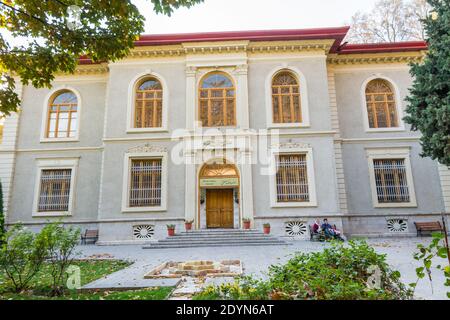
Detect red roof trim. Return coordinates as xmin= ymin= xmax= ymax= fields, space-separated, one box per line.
xmin=338 ymin=41 xmax=428 ymax=54
xmin=135 ymin=27 xmax=350 ymax=53
xmin=77 ymin=28 xmax=428 ymax=64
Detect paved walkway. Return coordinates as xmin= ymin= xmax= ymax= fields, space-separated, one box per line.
xmin=77 ymin=238 xmax=448 ymax=300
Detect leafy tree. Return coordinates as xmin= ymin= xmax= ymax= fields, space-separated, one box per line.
xmin=346 ymin=0 xmax=430 ymax=43
xmin=0 ymin=0 xmax=204 ymax=115
xmin=404 ymin=0 xmax=450 ymax=165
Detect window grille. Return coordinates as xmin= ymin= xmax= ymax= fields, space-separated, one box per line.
xmin=373 ymin=159 xmax=410 ymax=203
xmin=129 ymin=159 xmax=162 ymax=207
xmin=276 ymin=154 xmax=309 ymax=202
xmin=38 ymin=169 xmax=72 ymax=212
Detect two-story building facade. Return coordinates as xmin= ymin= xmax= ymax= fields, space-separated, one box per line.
xmin=1 ymin=27 xmax=449 ymax=244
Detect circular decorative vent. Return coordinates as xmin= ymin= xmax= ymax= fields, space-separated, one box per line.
xmin=133 ymin=225 xmax=154 ymax=240
xmin=285 ymin=221 xmax=307 ymax=237
xmin=387 ymin=219 xmax=408 ymax=233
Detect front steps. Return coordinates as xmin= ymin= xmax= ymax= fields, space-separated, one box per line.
xmin=143 ymin=229 xmax=291 ymax=249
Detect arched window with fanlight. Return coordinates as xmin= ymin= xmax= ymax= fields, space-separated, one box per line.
xmin=199 ymin=72 xmax=236 ymax=127
xmin=46 ymin=90 xmax=78 ymax=138
xmin=365 ymin=79 xmax=399 ymax=128
xmin=272 ymin=71 xmax=301 ymax=124
xmin=134 ymin=77 xmax=163 ymax=128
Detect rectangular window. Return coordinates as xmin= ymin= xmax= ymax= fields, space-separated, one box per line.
xmin=38 ymin=169 xmax=72 ymax=212
xmin=129 ymin=159 xmax=162 ymax=207
xmin=373 ymin=159 xmax=410 ymax=203
xmin=276 ymin=154 xmax=309 ymax=202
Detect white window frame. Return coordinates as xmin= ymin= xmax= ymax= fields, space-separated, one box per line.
xmin=40 ymin=86 xmax=82 ymax=143
xmin=265 ymin=66 xmax=310 ymax=129
xmin=269 ymin=146 xmax=317 ymax=208
xmin=361 ymin=75 xmax=405 ymax=133
xmin=195 ymin=69 xmax=239 ymax=130
xmin=126 ymin=71 xmax=169 ymax=133
xmin=121 ymin=151 xmax=168 ymax=212
xmin=366 ymin=147 xmax=417 ymax=208
xmin=32 ymin=158 xmax=79 ymax=217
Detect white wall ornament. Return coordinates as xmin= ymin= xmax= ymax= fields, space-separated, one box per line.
xmin=271 ymin=142 xmax=312 ymax=150
xmin=285 ymin=221 xmax=308 ymax=238
xmin=126 ymin=144 xmax=168 ymax=154
xmin=133 ymin=225 xmax=155 ymax=240
xmin=386 ymin=219 xmax=408 ymax=233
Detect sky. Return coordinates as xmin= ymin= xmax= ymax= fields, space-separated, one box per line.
xmin=133 ymin=0 xmax=379 ymax=34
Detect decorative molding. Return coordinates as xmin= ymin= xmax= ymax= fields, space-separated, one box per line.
xmin=270 ymin=142 xmax=312 ymax=150
xmin=328 ymin=52 xmax=425 ymax=65
xmin=126 ymin=143 xmax=168 ymax=154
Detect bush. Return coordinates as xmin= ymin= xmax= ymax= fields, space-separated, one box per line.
xmin=194 ymin=240 xmax=413 ymax=300
xmin=0 ymin=225 xmax=48 ymax=293
xmin=39 ymin=222 xmax=81 ymax=296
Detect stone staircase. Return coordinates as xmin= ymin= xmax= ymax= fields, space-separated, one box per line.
xmin=142 ymin=229 xmax=290 ymax=249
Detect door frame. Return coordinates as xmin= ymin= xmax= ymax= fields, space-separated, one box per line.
xmin=197 ymin=160 xmax=241 ymax=230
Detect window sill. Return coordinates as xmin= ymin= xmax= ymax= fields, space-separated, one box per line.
xmin=373 ymin=202 xmax=417 ymax=208
xmin=40 ymin=138 xmax=79 ymax=143
xmin=271 ymin=202 xmax=317 ymax=208
xmin=365 ymin=127 xmax=405 ymax=133
xmin=122 ymin=207 xmax=167 ymax=213
xmin=267 ymin=123 xmax=310 ymax=129
xmin=32 ymin=212 xmax=72 ymax=217
xmin=126 ymin=128 xmax=168 ymax=134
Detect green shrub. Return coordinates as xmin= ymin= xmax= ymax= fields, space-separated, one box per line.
xmin=0 ymin=225 xmax=48 ymax=293
xmin=194 ymin=240 xmax=412 ymax=300
xmin=39 ymin=222 xmax=81 ymax=296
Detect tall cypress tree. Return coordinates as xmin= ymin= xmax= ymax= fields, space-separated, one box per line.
xmin=404 ymin=0 xmax=450 ymax=166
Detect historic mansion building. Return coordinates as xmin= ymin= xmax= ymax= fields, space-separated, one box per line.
xmin=1 ymin=27 xmax=449 ymax=244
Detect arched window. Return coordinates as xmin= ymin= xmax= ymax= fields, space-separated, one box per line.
xmin=365 ymin=79 xmax=398 ymax=128
xmin=134 ymin=77 xmax=163 ymax=128
xmin=46 ymin=90 xmax=78 ymax=138
xmin=272 ymin=71 xmax=301 ymax=124
xmin=199 ymin=72 xmax=236 ymax=127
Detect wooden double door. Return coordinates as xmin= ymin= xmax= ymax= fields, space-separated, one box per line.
xmin=206 ymin=189 xmax=234 ymax=229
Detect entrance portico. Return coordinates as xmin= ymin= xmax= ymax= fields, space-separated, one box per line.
xmin=183 ymin=138 xmax=254 ymax=230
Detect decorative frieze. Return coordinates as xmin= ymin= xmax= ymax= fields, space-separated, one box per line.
xmin=126 ymin=143 xmax=168 ymax=154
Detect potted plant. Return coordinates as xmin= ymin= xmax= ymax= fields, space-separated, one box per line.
xmin=167 ymin=224 xmax=176 ymax=236
xmin=185 ymin=220 xmax=193 ymax=231
xmin=242 ymin=218 xmax=251 ymax=230
xmin=263 ymin=223 xmax=271 ymax=235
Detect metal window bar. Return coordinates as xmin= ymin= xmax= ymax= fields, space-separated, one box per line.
xmin=373 ymin=159 xmax=410 ymax=203
xmin=276 ymin=154 xmax=309 ymax=202
xmin=38 ymin=169 xmax=72 ymax=212
xmin=129 ymin=159 xmax=162 ymax=207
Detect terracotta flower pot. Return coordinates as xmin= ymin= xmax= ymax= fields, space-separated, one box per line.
xmin=243 ymin=221 xmax=251 ymax=230
xmin=167 ymin=228 xmax=175 ymax=236
xmin=263 ymin=226 xmax=271 ymax=234
xmin=185 ymin=223 xmax=192 ymax=231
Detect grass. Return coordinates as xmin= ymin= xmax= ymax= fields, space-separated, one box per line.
xmin=0 ymin=259 xmax=173 ymax=300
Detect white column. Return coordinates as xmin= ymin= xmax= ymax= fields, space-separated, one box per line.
xmin=0 ymin=79 xmax=22 ymax=221
xmin=438 ymin=164 xmax=450 ymax=213
xmin=235 ymin=64 xmax=249 ymax=129
xmin=184 ymin=148 xmax=197 ymax=227
xmin=185 ymin=66 xmax=197 ymax=130
xmin=240 ymin=150 xmax=254 ymax=226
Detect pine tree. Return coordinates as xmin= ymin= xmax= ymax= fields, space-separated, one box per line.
xmin=404 ymin=0 xmax=450 ymax=166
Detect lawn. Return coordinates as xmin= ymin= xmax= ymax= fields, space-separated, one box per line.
xmin=0 ymin=259 xmax=173 ymax=300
